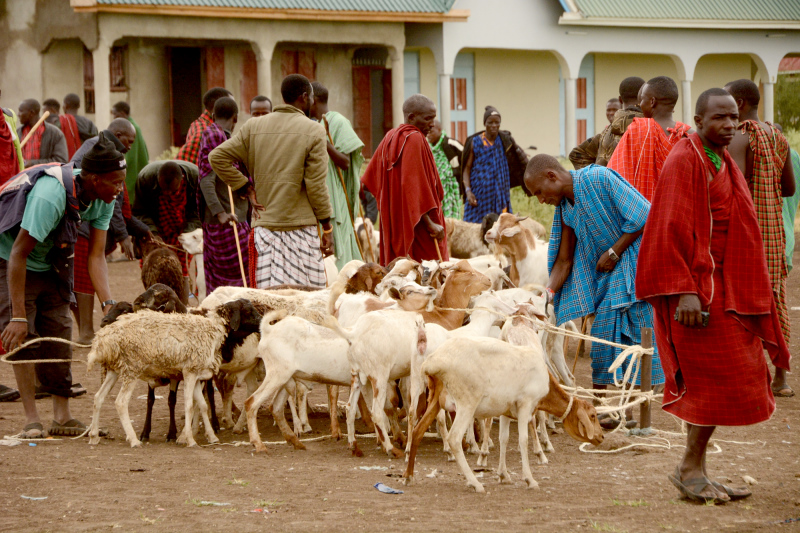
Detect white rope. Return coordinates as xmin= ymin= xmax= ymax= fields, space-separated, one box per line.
xmin=1 ymin=337 xmax=91 ymax=365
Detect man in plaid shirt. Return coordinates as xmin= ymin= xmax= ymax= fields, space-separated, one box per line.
xmin=176 ymin=87 xmax=231 ymax=165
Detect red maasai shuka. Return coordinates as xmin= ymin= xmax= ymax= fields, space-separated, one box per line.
xmin=59 ymin=114 xmax=81 ymax=159
xmin=157 ymin=180 xmax=190 ymax=277
xmin=73 ymin=235 xmax=94 ymax=295
xmin=0 ymin=117 xmax=18 ymax=184
xmin=361 ymin=124 xmax=448 ymax=265
xmin=637 ymin=133 xmax=790 ymax=426
xmin=607 ymin=117 xmax=691 ymax=202
xmin=21 ymin=124 xmax=43 ymax=163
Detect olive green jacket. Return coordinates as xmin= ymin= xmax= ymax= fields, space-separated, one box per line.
xmin=209 ymin=104 xmax=332 ymax=231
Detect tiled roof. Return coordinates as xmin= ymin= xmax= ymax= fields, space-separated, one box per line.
xmin=780 ymin=57 xmax=800 ymax=72
xmin=571 ymin=0 xmax=800 ymax=22
xmin=94 ymin=0 xmax=457 ymax=12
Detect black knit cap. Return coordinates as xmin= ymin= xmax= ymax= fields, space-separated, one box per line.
xmin=82 ymin=132 xmax=126 ymax=175
xmin=483 ymin=105 xmax=501 ymax=124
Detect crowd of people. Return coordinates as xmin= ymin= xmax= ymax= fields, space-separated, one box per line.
xmin=0 ymin=70 xmax=797 ymax=505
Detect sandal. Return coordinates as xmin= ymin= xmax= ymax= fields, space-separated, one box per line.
xmin=668 ymin=468 xmax=729 ymax=504
xmin=48 ymin=419 xmax=87 ymax=437
xmin=70 ymin=383 xmax=87 ymax=398
xmin=772 ymin=386 xmax=795 ymax=398
xmin=710 ymin=480 xmax=752 ymax=501
xmin=0 ymin=384 xmax=20 ymax=402
xmin=18 ymin=422 xmax=46 ymax=439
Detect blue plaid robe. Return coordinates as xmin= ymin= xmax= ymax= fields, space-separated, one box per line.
xmin=548 ymin=165 xmax=664 ymax=385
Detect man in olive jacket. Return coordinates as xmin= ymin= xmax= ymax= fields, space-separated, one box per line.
xmin=209 ymin=74 xmax=333 ymax=288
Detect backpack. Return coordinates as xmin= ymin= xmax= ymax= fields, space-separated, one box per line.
xmin=0 ymin=163 xmax=81 ymax=302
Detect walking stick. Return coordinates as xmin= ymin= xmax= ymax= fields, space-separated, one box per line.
xmin=20 ymin=111 xmax=50 ymax=148
xmin=226 ymin=185 xmax=248 ymax=288
xmin=322 ymin=117 xmax=364 ymax=260
xmin=434 ymin=238 xmax=443 ymax=262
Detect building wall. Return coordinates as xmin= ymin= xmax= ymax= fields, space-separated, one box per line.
xmin=593 ymin=53 xmax=681 ymax=129
xmin=472 ymin=49 xmax=561 ymax=156
xmin=126 ymin=41 xmax=171 ymax=157
xmin=41 ymin=39 xmax=86 ymax=116
xmin=691 ymin=54 xmax=754 ymax=112
xmin=419 ymin=47 xmax=439 ymax=107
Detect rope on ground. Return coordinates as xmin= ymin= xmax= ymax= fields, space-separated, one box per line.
xmin=0 ymin=337 xmax=90 ymax=365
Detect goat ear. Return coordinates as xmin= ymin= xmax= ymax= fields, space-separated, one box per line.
xmin=228 ymin=301 xmax=242 ymax=330
xmin=578 ymin=408 xmax=593 ymax=441
xmin=389 ymin=287 xmax=402 ymax=300
xmin=514 ymin=216 xmax=529 ymax=223
xmin=364 ymin=275 xmax=374 ymax=291
xmin=501 ymin=226 xmax=522 ymax=238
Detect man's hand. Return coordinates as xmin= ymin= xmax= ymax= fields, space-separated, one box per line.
xmin=1 ymin=321 xmax=28 ymax=352
xmin=466 ymin=190 xmax=478 ymax=207
xmin=427 ymin=221 xmax=445 ymax=242
xmin=120 ymin=236 xmax=135 ymax=260
xmin=320 ymin=229 xmax=335 ymax=257
xmin=246 ymin=186 xmax=265 ymax=221
xmin=216 ymin=212 xmax=238 ymax=225
xmin=141 ymin=231 xmax=155 ymax=243
xmin=675 ymin=294 xmax=703 ymax=327
xmin=595 ymin=251 xmax=618 ymax=273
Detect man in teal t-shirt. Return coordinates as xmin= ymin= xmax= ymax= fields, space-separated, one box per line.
xmin=0 ymin=134 xmax=125 ymax=439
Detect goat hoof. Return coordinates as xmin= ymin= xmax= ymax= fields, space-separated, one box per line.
xmin=130 ymin=440 xmax=143 ymax=448
xmin=254 ymin=445 xmax=268 ymax=454
xmin=88 ymin=436 xmax=100 ymax=446
xmin=208 ymin=436 xmax=220 ymax=444
xmin=471 ymin=484 xmax=486 ymax=493
xmin=499 ymin=475 xmax=512 ymax=485
xmin=350 ymin=446 xmax=363 ymax=458
xmin=525 ymin=479 xmax=540 ymax=490
xmin=231 ymin=426 xmax=245 ymax=435
xmin=291 ymin=442 xmax=307 ymax=451
xmin=139 ymin=436 xmax=150 ymax=442
xmin=302 ymin=424 xmax=313 ymax=434
xmin=401 ymin=476 xmax=414 ymax=486
xmin=331 ymin=431 xmax=342 ymax=441
xmin=166 ymin=436 xmax=177 ymax=443
xmin=390 ymin=447 xmax=404 ymax=459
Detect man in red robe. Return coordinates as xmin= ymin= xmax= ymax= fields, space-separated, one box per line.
xmin=637 ymin=88 xmax=791 ymax=504
xmin=361 ymin=94 xmax=448 ymax=265
xmin=608 ymin=76 xmax=692 ymax=201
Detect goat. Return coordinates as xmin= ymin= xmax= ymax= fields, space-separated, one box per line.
xmin=481 ymin=212 xmax=547 ymax=242
xmin=420 ymin=260 xmax=491 ymax=330
xmin=178 ymin=228 xmax=205 ymax=301
xmin=140 ymin=240 xmax=188 ymax=305
xmin=444 ymin=218 xmax=492 ymax=259
xmin=484 ymin=213 xmax=548 ymax=287
xmin=405 ymin=337 xmax=603 ymax=491
xmin=86 ymin=299 xmax=263 ymax=448
xmin=354 ymin=217 xmax=379 ymax=263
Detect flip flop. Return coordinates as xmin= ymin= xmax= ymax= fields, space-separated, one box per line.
xmin=710 ymin=480 xmax=752 ymax=501
xmin=48 ymin=419 xmax=87 ymax=437
xmin=18 ymin=422 xmax=46 ymax=439
xmin=668 ymin=468 xmax=729 ymax=504
xmin=772 ymin=386 xmax=795 ymax=398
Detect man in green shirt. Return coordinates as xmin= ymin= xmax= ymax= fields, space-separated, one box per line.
xmin=0 ymin=135 xmax=124 ymax=438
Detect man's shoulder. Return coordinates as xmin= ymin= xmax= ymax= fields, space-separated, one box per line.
xmin=43 ymin=121 xmax=66 ymax=138
xmin=29 ymin=175 xmax=68 ymax=203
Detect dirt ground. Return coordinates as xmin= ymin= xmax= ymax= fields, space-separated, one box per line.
xmin=2 ymin=258 xmax=800 ymax=533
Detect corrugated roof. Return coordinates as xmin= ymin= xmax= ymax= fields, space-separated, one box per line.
xmin=780 ymin=57 xmax=800 ymax=72
xmin=572 ymin=0 xmax=800 ymax=21
xmin=94 ymin=0 xmax=456 ymax=12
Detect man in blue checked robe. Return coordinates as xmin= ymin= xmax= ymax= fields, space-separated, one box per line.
xmin=524 ymin=155 xmax=664 ymax=407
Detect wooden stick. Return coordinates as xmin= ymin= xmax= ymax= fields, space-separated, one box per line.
xmin=434 ymin=238 xmax=443 ymax=262
xmin=573 ymin=314 xmax=593 ymax=375
xmin=226 ymin=185 xmax=248 ymax=288
xmin=20 ymin=111 xmax=50 ymax=148
xmin=639 ymin=327 xmax=653 ymax=430
xmin=323 ymin=117 xmax=364 ymax=260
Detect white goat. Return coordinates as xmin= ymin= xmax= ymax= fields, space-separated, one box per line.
xmin=484 ymin=213 xmax=549 ymax=287
xmin=178 ymin=228 xmax=206 ymax=302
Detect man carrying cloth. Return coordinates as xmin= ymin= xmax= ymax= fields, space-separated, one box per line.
xmin=725 ymin=79 xmax=795 ymax=398
xmin=210 ymin=74 xmax=333 ymax=288
xmin=0 ymin=135 xmax=124 ymax=438
xmin=197 ymin=96 xmax=251 ymax=292
xmin=608 ymin=76 xmax=692 ymax=201
xmin=361 ymin=94 xmax=448 ymax=265
xmin=309 ymin=81 xmax=364 ymax=270
xmin=525 ymin=154 xmax=664 ymax=426
xmin=637 ymin=88 xmax=790 ymax=504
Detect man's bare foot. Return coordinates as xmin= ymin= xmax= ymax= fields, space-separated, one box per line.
xmin=77 ymin=333 xmax=94 ymax=345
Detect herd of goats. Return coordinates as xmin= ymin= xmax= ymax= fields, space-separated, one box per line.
xmin=81 ymin=213 xmax=605 ymax=493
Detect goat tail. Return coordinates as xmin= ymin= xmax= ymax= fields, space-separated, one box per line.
xmin=320 ymin=314 xmax=353 ymax=345
xmin=259 ymin=309 xmax=290 ymax=335
xmin=327 ymin=279 xmax=347 ymax=316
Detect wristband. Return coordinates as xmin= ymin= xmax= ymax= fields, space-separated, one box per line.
xmin=465 ymin=187 xmax=472 ymax=192
xmin=322 ymin=227 xmax=333 ymax=234
xmin=102 ymin=299 xmax=117 ymax=308
xmin=10 ymin=317 xmax=28 ymax=323
xmin=545 ymin=287 xmax=555 ymax=302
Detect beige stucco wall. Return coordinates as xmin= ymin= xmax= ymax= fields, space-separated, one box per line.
xmin=418 ymin=47 xmax=439 ymax=107
xmin=126 ymin=41 xmax=170 ymax=157
xmin=41 ymin=39 xmax=86 ymax=114
xmin=473 ymin=49 xmax=561 ymax=156
xmin=691 ymin=54 xmax=754 ymax=120
xmin=593 ymin=53 xmax=681 ymax=128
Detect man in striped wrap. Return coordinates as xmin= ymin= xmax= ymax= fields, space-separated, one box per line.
xmin=210 ymin=74 xmax=333 ymax=288
xmin=726 ymin=79 xmax=796 ymax=398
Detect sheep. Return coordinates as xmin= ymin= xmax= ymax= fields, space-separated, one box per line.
xmin=444 ymin=218 xmax=492 ymax=259
xmin=86 ymin=299 xmax=263 ymax=448
xmin=405 ymin=337 xmax=603 ymax=491
xmin=245 ymin=283 xmax=438 ymax=454
xmin=484 ymin=213 xmax=549 ymax=287
xmin=178 ymin=228 xmax=205 ymax=301
xmin=140 ymin=240 xmax=188 ymax=305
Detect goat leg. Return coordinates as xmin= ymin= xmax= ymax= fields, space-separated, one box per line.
xmin=327 ymin=385 xmax=342 ymax=440
xmin=402 ymin=376 xmax=443 ymax=485
xmin=166 ymin=380 xmax=179 ymax=442
xmin=206 ymin=380 xmax=220 ymax=433
xmin=139 ymin=385 xmax=156 ymax=442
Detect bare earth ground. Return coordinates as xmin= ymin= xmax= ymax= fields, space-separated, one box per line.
xmin=2 ymin=258 xmax=800 ymax=533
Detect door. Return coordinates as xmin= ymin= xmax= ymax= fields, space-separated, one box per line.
xmin=352 ymin=66 xmax=393 ymax=157
xmin=168 ymin=47 xmax=203 ymax=147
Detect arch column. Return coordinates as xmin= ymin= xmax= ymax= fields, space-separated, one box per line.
xmin=438 ymin=73 xmax=451 ymax=134
xmin=251 ymin=40 xmax=275 ymax=103
xmin=763 ymin=81 xmax=775 ymax=122
xmin=565 ymin=77 xmax=577 ymax=154
xmin=681 ymin=79 xmax=692 ymax=125
xmin=390 ymin=48 xmax=404 ymax=127
xmin=92 ymin=39 xmax=111 ymax=130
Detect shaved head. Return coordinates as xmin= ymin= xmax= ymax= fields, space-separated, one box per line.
xmin=403 ymin=94 xmax=435 ymax=117
xmin=108 ymin=117 xmax=135 ymax=137
xmin=523 ymin=154 xmax=572 ymax=207
xmin=525 ymin=154 xmax=563 ymax=182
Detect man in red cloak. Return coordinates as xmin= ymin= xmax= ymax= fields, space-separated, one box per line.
xmin=637 ymin=88 xmax=791 ymax=505
xmin=608 ymin=76 xmax=692 ymax=201
xmin=361 ymin=94 xmax=448 ymax=265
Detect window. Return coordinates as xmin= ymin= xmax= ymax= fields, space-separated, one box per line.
xmin=281 ymin=49 xmax=316 ymax=80
xmin=110 ymin=46 xmax=128 ymax=92
xmin=83 ymin=46 xmax=95 ymax=114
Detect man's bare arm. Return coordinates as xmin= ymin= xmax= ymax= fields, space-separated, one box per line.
xmin=781 ymin=149 xmax=796 ymax=197
xmin=547 ymin=221 xmax=576 ymax=293
xmin=87 ymin=226 xmax=113 ymax=313
xmin=0 ymin=230 xmax=38 ymax=350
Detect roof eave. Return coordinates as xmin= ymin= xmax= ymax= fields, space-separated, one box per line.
xmin=558 ymin=14 xmax=800 ymax=31
xmin=70 ymin=2 xmax=469 ymax=23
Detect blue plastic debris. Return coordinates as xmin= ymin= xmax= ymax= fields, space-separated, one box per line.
xmin=374 ymin=483 xmax=403 ymax=494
